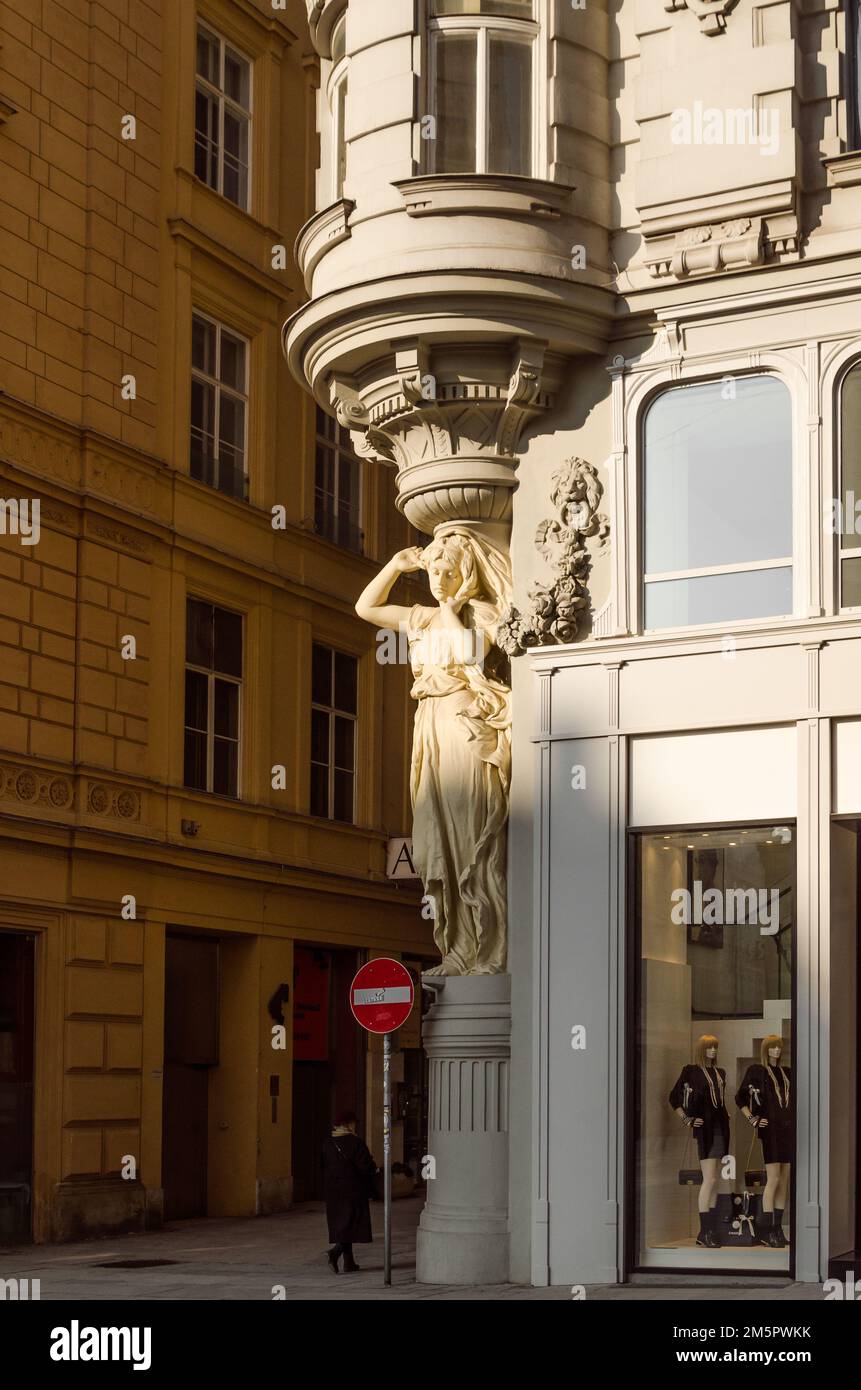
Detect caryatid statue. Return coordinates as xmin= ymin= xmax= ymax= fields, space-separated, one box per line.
xmin=356 ymin=526 xmax=512 ymax=976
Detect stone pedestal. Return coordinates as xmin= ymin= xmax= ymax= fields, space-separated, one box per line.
xmin=416 ymin=974 xmax=511 ymax=1285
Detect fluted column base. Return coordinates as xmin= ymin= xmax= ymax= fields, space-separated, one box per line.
xmin=416 ymin=975 xmax=511 ymax=1285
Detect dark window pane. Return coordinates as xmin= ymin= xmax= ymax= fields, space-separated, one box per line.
xmin=333 ymin=770 xmax=354 ymax=823
xmin=334 ymin=715 xmax=354 ymax=771
xmin=214 ymin=678 xmax=239 ymax=738
xmin=184 ymin=729 xmax=207 ymax=791
xmin=219 ymin=332 xmax=246 ymax=391
xmin=224 ymin=49 xmax=250 ymax=106
xmin=218 ymin=393 xmax=245 ymax=461
xmin=334 ymin=652 xmax=357 ymax=714
xmin=311 ymin=708 xmax=330 ymax=765
xmin=312 ymin=644 xmax=332 ymax=706
xmin=192 ymin=316 xmax=216 ymax=376
xmin=186 ymin=599 xmax=213 ymax=667
xmin=196 ymin=27 xmax=219 ymax=83
xmin=316 ymin=405 xmax=335 ymax=441
xmin=842 ymin=555 xmax=861 ymax=607
xmin=214 ymin=608 xmax=242 ymax=677
xmin=310 ymin=763 xmax=329 ymax=817
xmin=191 ymin=379 xmax=216 ymax=462
xmin=213 ymin=737 xmax=238 ymax=796
xmin=185 ymin=669 xmax=208 ymax=731
xmin=435 ymin=33 xmax=477 ymax=173
xmin=194 ymin=90 xmax=218 ymax=188
xmin=489 ymin=36 xmax=532 ymax=175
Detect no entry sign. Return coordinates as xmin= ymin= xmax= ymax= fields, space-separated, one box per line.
xmin=350 ymin=958 xmax=414 ymax=1034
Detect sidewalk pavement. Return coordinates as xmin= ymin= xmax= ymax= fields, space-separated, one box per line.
xmin=0 ymin=1197 xmax=828 ymax=1300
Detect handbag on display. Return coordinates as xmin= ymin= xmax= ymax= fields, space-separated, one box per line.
xmin=744 ymin=1125 xmax=767 ymax=1188
xmin=678 ymin=1125 xmax=703 ymax=1186
xmin=716 ymin=1190 xmax=761 ymax=1246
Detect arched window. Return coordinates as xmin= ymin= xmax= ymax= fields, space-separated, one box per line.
xmin=642 ymin=376 xmax=793 ymax=630
xmin=839 ymin=361 xmax=861 ymax=606
xmin=428 ymin=0 xmax=537 ymax=176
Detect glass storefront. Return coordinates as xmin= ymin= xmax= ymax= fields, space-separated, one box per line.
xmin=633 ymin=825 xmax=794 ymax=1270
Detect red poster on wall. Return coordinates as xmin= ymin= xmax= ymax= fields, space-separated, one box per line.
xmin=292 ymin=947 xmax=330 ymax=1061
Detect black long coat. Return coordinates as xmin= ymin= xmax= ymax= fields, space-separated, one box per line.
xmin=669 ymin=1064 xmax=731 ymax=1160
xmin=321 ymin=1133 xmax=377 ymax=1244
xmin=735 ymin=1063 xmax=793 ymax=1164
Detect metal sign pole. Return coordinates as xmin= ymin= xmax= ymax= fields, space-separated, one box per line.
xmin=383 ymin=1029 xmax=392 ymax=1286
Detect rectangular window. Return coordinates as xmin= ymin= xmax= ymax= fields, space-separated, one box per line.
xmin=184 ymin=598 xmax=242 ymax=797
xmin=310 ymin=643 xmax=357 ymax=823
xmin=839 ymin=361 xmax=861 ymax=607
xmin=195 ymin=21 xmax=251 ymax=210
xmin=315 ymin=407 xmax=363 ymax=553
xmin=190 ymin=312 xmax=249 ymax=501
xmin=633 ymin=825 xmax=794 ymax=1273
xmin=642 ymin=376 xmax=793 ymax=630
xmin=429 ymin=3 xmax=535 ymax=176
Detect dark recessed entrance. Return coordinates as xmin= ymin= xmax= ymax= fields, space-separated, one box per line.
xmin=0 ymin=932 xmax=35 ymax=1245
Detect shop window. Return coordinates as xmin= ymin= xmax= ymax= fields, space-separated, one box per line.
xmin=190 ymin=312 xmax=249 ymax=502
xmin=310 ymin=643 xmax=357 ymax=823
xmin=839 ymin=361 xmax=861 ymax=607
xmin=195 ymin=21 xmax=252 ymax=209
xmin=642 ymin=376 xmax=793 ymax=630
xmin=184 ymin=598 xmax=243 ymax=796
xmin=633 ymin=826 xmax=794 ymax=1271
xmin=428 ymin=0 xmax=536 ymax=176
xmin=315 ymin=407 xmax=363 ymax=552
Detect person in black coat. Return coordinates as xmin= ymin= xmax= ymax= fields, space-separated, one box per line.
xmin=669 ymin=1034 xmax=731 ymax=1248
xmin=322 ymin=1111 xmax=378 ymax=1274
xmin=735 ymin=1033 xmax=792 ymax=1248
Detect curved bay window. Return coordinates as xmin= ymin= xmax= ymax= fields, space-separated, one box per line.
xmin=428 ymin=0 xmax=537 ymax=176
xmin=633 ymin=826 xmax=795 ymax=1272
xmin=839 ymin=360 xmax=861 ymax=607
xmin=642 ymin=376 xmax=793 ymax=630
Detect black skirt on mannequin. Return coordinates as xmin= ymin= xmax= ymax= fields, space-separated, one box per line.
xmin=735 ymin=1063 xmax=792 ymax=1164
xmin=669 ymin=1065 xmax=730 ymax=1161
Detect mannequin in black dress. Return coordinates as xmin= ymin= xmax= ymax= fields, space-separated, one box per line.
xmin=669 ymin=1033 xmax=731 ymax=1249
xmin=736 ymin=1034 xmax=791 ymax=1248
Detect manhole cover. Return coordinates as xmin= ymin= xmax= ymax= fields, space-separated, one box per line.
xmin=93 ymin=1259 xmax=179 ymax=1269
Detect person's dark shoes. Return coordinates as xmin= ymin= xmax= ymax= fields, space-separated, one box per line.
xmin=326 ymin=1247 xmax=341 ymax=1274
xmin=704 ymin=1210 xmax=722 ymax=1247
xmin=695 ymin=1212 xmax=710 ymax=1248
xmin=342 ymin=1256 xmax=361 ymax=1272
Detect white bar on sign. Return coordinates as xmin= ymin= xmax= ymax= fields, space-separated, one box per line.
xmin=353 ymin=987 xmax=412 ymax=1006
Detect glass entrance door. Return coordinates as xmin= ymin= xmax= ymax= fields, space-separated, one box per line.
xmin=0 ymin=932 xmax=35 ymax=1244
xmin=632 ymin=825 xmax=795 ymax=1272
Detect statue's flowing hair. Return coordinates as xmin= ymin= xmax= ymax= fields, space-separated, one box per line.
xmin=419 ymin=529 xmax=512 ymax=623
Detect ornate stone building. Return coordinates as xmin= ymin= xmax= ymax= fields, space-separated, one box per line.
xmin=291 ymin=0 xmax=861 ymax=1285
xmin=0 ymin=0 xmax=431 ymax=1246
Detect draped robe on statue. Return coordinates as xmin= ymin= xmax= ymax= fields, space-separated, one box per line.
xmin=406 ymin=601 xmax=511 ymax=975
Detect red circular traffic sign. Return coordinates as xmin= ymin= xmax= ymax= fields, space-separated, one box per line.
xmin=350 ymin=958 xmax=415 ymax=1034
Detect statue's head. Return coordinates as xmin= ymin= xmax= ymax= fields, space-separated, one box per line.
xmin=422 ymin=534 xmax=476 ymax=605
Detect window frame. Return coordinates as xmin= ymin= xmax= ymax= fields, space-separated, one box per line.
xmin=184 ymin=599 xmax=244 ymax=800
xmin=194 ymin=19 xmax=253 ymax=211
xmin=314 ymin=406 xmax=364 ymax=553
xmin=325 ymin=14 xmax=349 ymax=201
xmin=639 ymin=373 xmax=796 ymax=635
xmin=310 ymin=642 xmax=358 ymax=825
xmin=190 ymin=309 xmax=251 ymax=503
xmin=427 ymin=5 xmax=539 ymax=177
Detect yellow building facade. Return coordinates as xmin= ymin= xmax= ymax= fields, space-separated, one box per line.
xmin=0 ymin=0 xmax=430 ymax=1244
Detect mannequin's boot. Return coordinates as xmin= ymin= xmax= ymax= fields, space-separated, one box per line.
xmin=705 ymin=1209 xmax=723 ymax=1247
xmin=760 ymin=1211 xmax=783 ymax=1248
xmin=695 ymin=1211 xmax=710 ymax=1248
xmin=773 ymin=1208 xmax=787 ymax=1248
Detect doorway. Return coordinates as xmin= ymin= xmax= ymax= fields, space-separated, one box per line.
xmin=162 ymin=934 xmax=220 ymax=1220
xmin=830 ymin=821 xmax=860 ymax=1274
xmin=291 ymin=946 xmax=364 ymax=1200
xmin=0 ymin=932 xmax=34 ymax=1244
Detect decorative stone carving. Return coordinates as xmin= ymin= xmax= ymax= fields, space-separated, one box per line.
xmin=86 ymin=782 xmax=141 ymax=821
xmin=663 ymin=0 xmax=740 ymax=35
xmin=330 ymin=340 xmax=554 ymax=535
xmin=498 ymin=457 xmax=608 ymax=656
xmin=0 ymin=415 xmax=79 ymax=486
xmin=0 ymin=763 xmax=73 ymax=810
xmin=87 ymin=454 xmax=156 ymax=515
xmin=355 ymin=531 xmax=511 ymax=976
